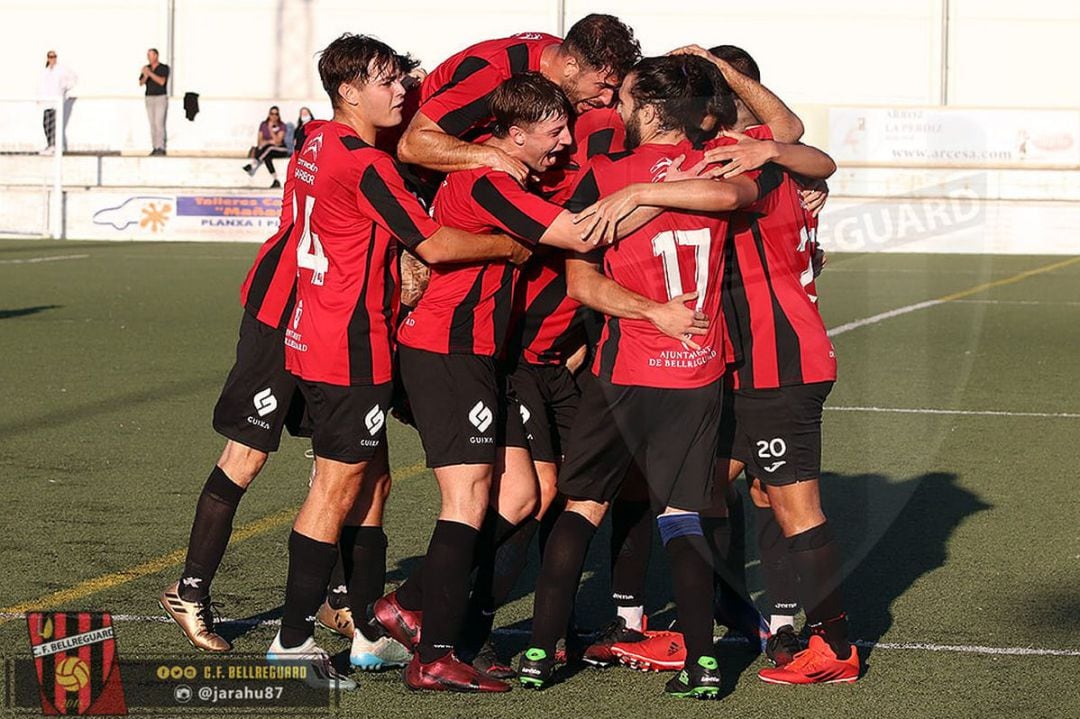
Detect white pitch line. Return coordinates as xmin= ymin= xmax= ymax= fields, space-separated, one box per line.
xmin=827 ymin=406 xmax=1080 ymax=419
xmin=0 ymin=253 xmax=89 ymax=265
xmin=952 ymin=299 xmax=1080 ymax=307
xmin=3 ymin=613 xmax=1078 ymax=658
xmin=827 ymin=299 xmax=943 ymax=337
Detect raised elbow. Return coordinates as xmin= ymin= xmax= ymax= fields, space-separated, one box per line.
xmin=774 ymin=116 xmax=805 ymax=144
xmin=822 ymin=156 xmax=838 ymax=179
xmin=413 ymin=240 xmax=446 ymax=265
xmin=565 ymin=277 xmax=589 ymax=304
xmin=396 ymin=129 xmax=421 ymax=165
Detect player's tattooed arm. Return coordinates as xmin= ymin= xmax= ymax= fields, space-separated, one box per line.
xmin=397 ymin=113 xmax=529 ymax=183
xmin=566 ymin=255 xmax=709 ymax=350
xmin=399 ymin=249 xmax=431 ymax=307
xmin=669 ymin=45 xmax=804 ymax=142
xmin=414 ymin=227 xmax=531 ymax=266
xmin=704 ymin=131 xmax=836 ymax=180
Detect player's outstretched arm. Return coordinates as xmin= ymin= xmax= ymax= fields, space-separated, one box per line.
xmin=669 ymin=45 xmax=804 ymax=142
xmin=566 ymin=256 xmax=709 ymax=349
xmin=397 ymin=113 xmax=529 ymax=183
xmin=414 ymin=227 xmax=531 ymax=266
xmin=574 ymin=174 xmax=759 ymax=245
xmin=705 ymin=130 xmax=836 ymax=180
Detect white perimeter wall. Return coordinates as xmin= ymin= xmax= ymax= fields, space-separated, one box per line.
xmin=4 ymin=0 xmax=1080 ymax=108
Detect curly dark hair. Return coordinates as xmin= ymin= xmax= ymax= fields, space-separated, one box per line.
xmin=490 ymin=73 xmax=572 ymax=138
xmin=563 ymin=14 xmax=641 ymax=78
xmin=317 ymin=33 xmax=419 ymax=109
xmin=629 ymin=55 xmax=731 ymax=136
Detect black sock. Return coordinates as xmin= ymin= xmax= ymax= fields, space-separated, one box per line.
xmin=704 ymin=492 xmax=748 ymax=601
xmin=343 ymin=526 xmax=388 ymax=641
xmin=326 ymin=529 xmax=351 ymax=611
xmin=179 ymin=466 xmax=246 ymax=602
xmin=610 ymin=499 xmax=652 ymax=615
xmin=280 ymin=531 xmax=338 ymax=648
xmin=461 ymin=513 xmax=529 ymax=655
xmin=395 ymin=561 xmax=424 ymax=611
xmin=417 ymin=520 xmax=479 ymax=664
xmin=665 ymin=532 xmax=716 ymax=666
xmin=530 ymin=512 xmax=597 ymax=654
xmin=787 ymin=521 xmax=850 ymax=658
xmin=491 ymin=518 xmax=538 ymax=607
xmin=756 ymin=506 xmax=799 ymax=623
xmin=471 ymin=510 xmax=518 ymax=609
xmin=538 ymin=495 xmax=565 ymax=558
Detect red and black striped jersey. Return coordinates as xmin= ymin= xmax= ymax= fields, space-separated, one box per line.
xmin=511 ymin=251 xmax=593 ymax=365
xmin=512 ymin=110 xmax=626 ymax=365
xmin=284 ymin=121 xmax=439 ymax=386
xmin=717 ymin=125 xmax=836 ymax=389
xmin=419 ymin=33 xmax=562 ymax=140
xmin=239 ymin=147 xmax=301 ymax=330
xmin=566 ymin=141 xmax=747 ymax=389
xmin=397 ymin=167 xmax=563 ymax=356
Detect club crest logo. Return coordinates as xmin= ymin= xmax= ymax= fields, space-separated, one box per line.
xmin=27 ymin=612 xmax=127 ymax=715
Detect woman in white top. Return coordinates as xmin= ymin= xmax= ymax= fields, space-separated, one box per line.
xmin=38 ymin=50 xmax=76 ymax=154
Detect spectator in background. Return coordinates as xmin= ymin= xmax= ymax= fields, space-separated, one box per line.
xmin=242 ymin=106 xmax=289 ymax=188
xmin=294 ymin=106 xmax=314 ymax=149
xmin=38 ymin=50 xmax=76 ymax=155
xmin=139 ymin=48 xmax=170 ymax=156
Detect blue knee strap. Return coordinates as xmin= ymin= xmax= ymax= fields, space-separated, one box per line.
xmin=656 ymin=512 xmax=703 ymax=546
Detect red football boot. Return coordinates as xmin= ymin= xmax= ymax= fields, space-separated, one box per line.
xmin=372 ymin=591 xmax=422 ymax=649
xmin=404 ymin=652 xmax=511 ymax=692
xmin=582 ymin=616 xmax=648 ymax=667
xmin=757 ymin=635 xmax=860 ymax=685
xmin=612 ymin=629 xmax=686 ymax=672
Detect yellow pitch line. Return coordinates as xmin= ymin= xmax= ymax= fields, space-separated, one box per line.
xmin=0 ymin=461 xmax=428 ymax=622
xmin=936 ymin=255 xmax=1080 ymax=303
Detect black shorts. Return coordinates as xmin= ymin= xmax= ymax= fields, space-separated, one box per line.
xmin=557 ymin=374 xmax=721 ymax=511
xmin=503 ymin=360 xmax=582 ymax=463
xmin=212 ymin=311 xmax=308 ymax=453
xmin=295 ymin=380 xmax=392 ymax=464
xmin=719 ymin=381 xmax=833 ymax=486
xmin=399 ymin=346 xmax=518 ymax=468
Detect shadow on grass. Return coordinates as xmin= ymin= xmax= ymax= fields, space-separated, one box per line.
xmin=825 ymin=470 xmax=992 ymax=664
xmin=0 ymin=305 xmax=61 ymax=319
xmin=481 ymin=470 xmax=991 ymax=681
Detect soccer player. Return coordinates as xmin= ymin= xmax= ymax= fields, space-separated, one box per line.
xmin=699 ymin=45 xmax=856 ymax=685
xmin=158 ymin=151 xmax=303 ymax=654
xmin=397 ymin=13 xmax=640 ymax=185
xmin=609 ymin=44 xmax=857 ymax=684
xmin=517 ymin=54 xmax=765 ymax=699
xmin=578 ymin=42 xmax=827 ymax=667
xmin=263 ymin=33 xmax=529 ymax=690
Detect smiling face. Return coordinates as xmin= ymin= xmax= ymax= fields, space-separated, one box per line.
xmin=508 ymin=113 xmax=573 ymax=173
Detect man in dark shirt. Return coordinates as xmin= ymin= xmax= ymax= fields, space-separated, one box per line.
xmin=139 ymin=48 xmax=170 ymax=155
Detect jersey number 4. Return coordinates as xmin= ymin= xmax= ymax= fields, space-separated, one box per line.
xmin=651 ymin=228 xmax=711 ymax=310
xmin=296 ymin=195 xmax=328 ymax=285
